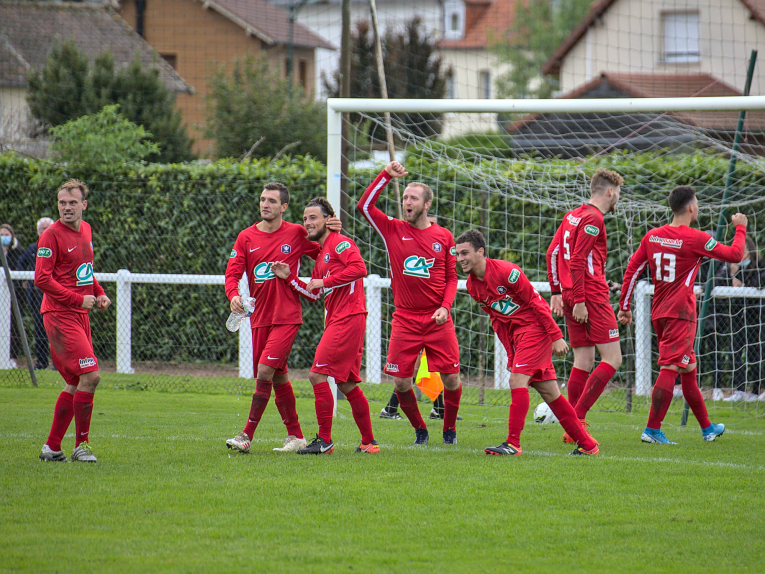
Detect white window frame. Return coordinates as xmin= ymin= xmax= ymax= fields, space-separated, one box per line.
xmin=443 ymin=1 xmax=465 ymax=41
xmin=480 ymin=70 xmax=492 ymax=99
xmin=662 ymin=11 xmax=700 ymax=63
xmin=446 ymin=71 xmax=457 ymax=99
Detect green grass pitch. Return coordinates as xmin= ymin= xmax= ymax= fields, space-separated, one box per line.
xmin=2 ymin=384 xmax=764 ymax=573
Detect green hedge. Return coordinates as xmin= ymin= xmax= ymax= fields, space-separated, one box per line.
xmin=2 ymin=151 xmax=763 ymax=376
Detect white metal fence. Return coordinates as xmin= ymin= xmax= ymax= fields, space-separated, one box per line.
xmin=4 ymin=270 xmax=764 ymax=396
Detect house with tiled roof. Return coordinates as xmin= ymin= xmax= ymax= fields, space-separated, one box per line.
xmin=0 ymin=0 xmax=191 ymax=155
xmin=118 ymin=0 xmax=335 ymax=155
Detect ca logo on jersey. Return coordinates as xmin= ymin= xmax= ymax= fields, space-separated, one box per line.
xmin=403 ymin=255 xmax=435 ymax=278
xmin=253 ymin=262 xmax=275 ymax=283
xmin=584 ymin=225 xmax=599 ymax=236
xmin=490 ymin=296 xmax=520 ymax=316
xmin=37 ymin=247 xmax=52 ymax=258
xmin=76 ymin=262 xmax=94 ymax=286
xmin=336 ymin=241 xmax=351 ymax=254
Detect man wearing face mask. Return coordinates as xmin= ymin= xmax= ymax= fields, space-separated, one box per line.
xmin=714 ymin=237 xmax=765 ymax=402
xmin=17 ymin=217 xmax=55 ymax=370
xmin=1 ymin=223 xmax=25 ymax=368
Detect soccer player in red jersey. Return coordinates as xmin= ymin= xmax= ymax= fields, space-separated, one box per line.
xmin=456 ymin=230 xmax=600 ymax=456
xmin=358 ymin=161 xmax=462 ymax=445
xmin=224 ymin=183 xmax=340 ymax=454
xmin=36 ymin=180 xmax=111 ymax=463
xmin=546 ymin=168 xmax=624 ymax=442
xmin=271 ymin=197 xmax=378 ymax=454
xmin=619 ymin=185 xmax=747 ymax=444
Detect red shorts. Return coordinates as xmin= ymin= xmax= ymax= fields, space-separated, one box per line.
xmin=252 ymin=323 xmax=301 ymax=375
xmin=43 ymin=311 xmax=98 ymax=386
xmin=495 ymin=322 xmax=557 ymax=383
xmin=311 ymin=314 xmax=365 ymax=383
xmin=384 ymin=311 xmax=460 ymax=378
xmin=562 ymin=291 xmax=619 ymax=347
xmin=653 ymin=317 xmax=696 ymax=369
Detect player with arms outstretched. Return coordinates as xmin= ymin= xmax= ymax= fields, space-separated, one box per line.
xmin=37 ymin=179 xmax=111 ymax=463
xmin=619 ymin=186 xmax=747 ymax=444
xmin=456 ymin=230 xmax=599 ymax=456
xmin=272 ymin=197 xmax=378 ymax=455
xmin=358 ymin=161 xmax=462 ymax=445
xmin=224 ymin=183 xmax=340 ymax=454
xmin=547 ymin=168 xmax=624 ymax=443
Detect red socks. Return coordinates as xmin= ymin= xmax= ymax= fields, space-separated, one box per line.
xmin=567 ymin=367 xmax=589 ymax=411
xmin=575 ymin=362 xmax=617 ymax=419
xmin=243 ymin=379 xmax=273 ymax=439
xmin=313 ymin=382 xmax=335 ymax=443
xmin=647 ymin=369 xmax=677 ymax=429
xmin=395 ymin=388 xmax=427 ymax=430
xmin=548 ymin=395 xmax=597 ymax=451
xmin=680 ymin=369 xmax=711 ymax=429
xmin=443 ymin=386 xmax=462 ymax=432
xmin=47 ymin=391 xmax=74 ymax=451
xmin=73 ymin=390 xmax=94 ymax=447
xmin=274 ymin=381 xmax=304 ymax=439
xmin=345 ymin=385 xmax=375 ymax=444
xmin=507 ymin=388 xmax=530 ymax=448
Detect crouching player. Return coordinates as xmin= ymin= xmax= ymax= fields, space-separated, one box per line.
xmin=272 ymin=197 xmax=378 ymax=454
xmin=455 ymin=230 xmax=599 ymax=456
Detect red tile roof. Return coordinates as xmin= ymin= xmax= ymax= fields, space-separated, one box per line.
xmin=204 ymin=0 xmax=335 ymax=50
xmin=439 ymin=0 xmax=521 ymax=50
xmin=542 ymin=0 xmax=765 ymax=76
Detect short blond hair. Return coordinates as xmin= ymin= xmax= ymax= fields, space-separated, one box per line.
xmin=590 ymin=168 xmax=623 ymax=196
xmin=58 ymin=179 xmax=89 ymax=201
xmin=407 ymin=182 xmax=433 ymax=204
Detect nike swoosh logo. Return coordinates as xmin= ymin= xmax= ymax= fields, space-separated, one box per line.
xmin=68 ymin=247 xmax=76 ymax=252
xmin=402 ymin=237 xmax=414 ymax=241
xmin=453 ymin=363 xmax=459 ymax=367
xmin=320 ymin=444 xmax=333 ymax=453
xmin=316 ymin=363 xmax=328 ymax=367
xmin=248 ymin=419 xmax=257 ymax=424
xmin=250 ymin=247 xmax=261 ymax=252
xmin=515 ymin=364 xmax=529 ymax=367
xmin=267 ymin=355 xmax=279 ymax=360
xmin=80 ymin=432 xmax=88 ymax=436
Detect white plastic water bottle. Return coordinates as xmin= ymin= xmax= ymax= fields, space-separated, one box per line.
xmin=226 ymin=297 xmax=255 ymax=332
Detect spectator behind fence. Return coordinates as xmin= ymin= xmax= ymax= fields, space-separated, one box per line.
xmin=1 ymin=223 xmax=25 ymax=367
xmin=17 ymin=217 xmax=55 ymax=370
xmin=712 ymin=237 xmax=765 ymax=402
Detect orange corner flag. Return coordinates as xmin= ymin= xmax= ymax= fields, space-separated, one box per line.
xmin=415 ymin=350 xmax=443 ymax=401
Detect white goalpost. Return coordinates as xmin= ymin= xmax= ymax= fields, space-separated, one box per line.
xmin=326 ymin=95 xmax=765 ymax=411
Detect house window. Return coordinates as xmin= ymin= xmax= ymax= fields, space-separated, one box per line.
xmin=298 ymin=60 xmax=308 ymax=91
xmin=480 ymin=70 xmax=491 ymax=99
xmin=443 ymin=1 xmax=464 ymax=40
xmin=160 ymin=54 xmax=177 ymax=70
xmin=663 ymin=12 xmax=700 ymax=63
xmin=446 ymin=71 xmax=457 ymax=99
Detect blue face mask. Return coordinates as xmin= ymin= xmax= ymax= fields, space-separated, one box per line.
xmin=740 ymin=259 xmax=751 ymax=268
xmin=0 ymin=236 xmax=11 ymax=247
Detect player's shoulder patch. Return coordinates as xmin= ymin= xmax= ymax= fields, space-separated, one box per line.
xmin=37 ymin=247 xmax=52 ymax=258
xmin=704 ymin=237 xmax=718 ymax=251
xmin=336 ymin=240 xmax=351 ymax=254
xmin=584 ymin=224 xmax=600 ymax=236
xmin=450 ymin=246 xmax=456 ymax=256
xmin=229 ymin=249 xmax=237 ymax=259
xmin=508 ymin=269 xmax=520 ymax=284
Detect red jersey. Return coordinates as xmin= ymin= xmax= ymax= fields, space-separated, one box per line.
xmin=467 ymin=258 xmax=562 ymax=341
xmin=620 ymin=224 xmax=746 ymax=321
xmin=547 ymin=204 xmax=610 ymax=304
xmin=284 ymin=232 xmax=367 ymax=325
xmin=358 ymin=170 xmax=457 ymax=313
xmin=225 ymin=220 xmax=320 ymax=327
xmin=35 ymin=220 xmax=105 ymax=314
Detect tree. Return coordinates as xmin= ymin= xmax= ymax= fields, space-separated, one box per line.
xmin=492 ymin=0 xmax=593 ymax=99
xmin=27 ymin=40 xmax=194 ymax=163
xmin=49 ymin=104 xmax=159 ymax=166
xmin=205 ymin=56 xmax=327 ymax=161
xmin=324 ymin=17 xmax=447 ymax=139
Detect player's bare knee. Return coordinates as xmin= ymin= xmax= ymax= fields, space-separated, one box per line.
xmin=256 ymin=364 xmax=276 ymax=381
xmin=441 ymin=373 xmax=460 ymax=390
xmin=308 ymin=371 xmax=326 ymax=386
xmin=79 ymin=371 xmax=100 ymax=393
xmin=393 ymin=377 xmax=412 ymax=392
xmin=337 ymin=382 xmax=356 ymax=395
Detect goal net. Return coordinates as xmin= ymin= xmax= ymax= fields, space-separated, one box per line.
xmin=328 ymin=95 xmax=765 ymax=425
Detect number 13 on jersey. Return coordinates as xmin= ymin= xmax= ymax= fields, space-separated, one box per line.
xmin=652 ymin=252 xmax=676 ymax=282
